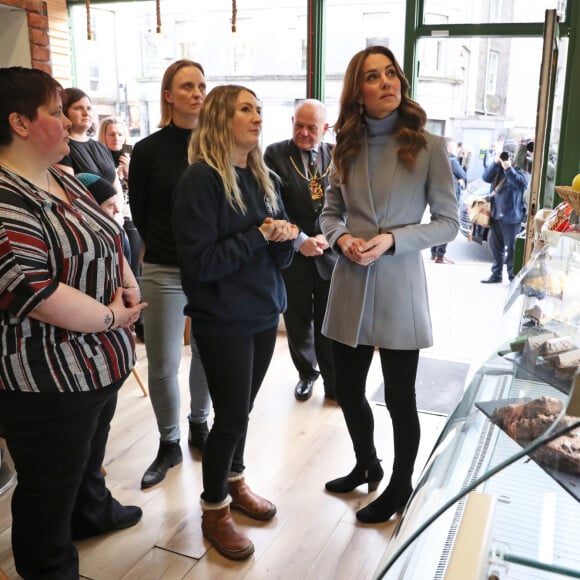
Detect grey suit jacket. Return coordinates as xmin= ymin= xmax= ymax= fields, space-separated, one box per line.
xmin=320 ymin=132 xmax=459 ymax=349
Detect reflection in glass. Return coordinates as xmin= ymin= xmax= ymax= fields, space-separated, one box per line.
xmin=416 ymin=34 xmax=566 ymax=211
xmin=423 ymin=0 xmax=567 ymax=25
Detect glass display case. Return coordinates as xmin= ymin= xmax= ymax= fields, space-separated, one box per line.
xmin=375 ymin=235 xmax=580 ymax=580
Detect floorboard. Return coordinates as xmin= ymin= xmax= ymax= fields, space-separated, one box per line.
xmin=0 ymin=335 xmax=446 ymax=580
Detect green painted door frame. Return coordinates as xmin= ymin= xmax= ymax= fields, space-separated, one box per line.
xmin=400 ymin=0 xmax=580 ymax=195
xmin=307 ymin=0 xmax=326 ymax=100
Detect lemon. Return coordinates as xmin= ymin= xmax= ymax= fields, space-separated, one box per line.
xmin=572 ymin=173 xmax=580 ymax=191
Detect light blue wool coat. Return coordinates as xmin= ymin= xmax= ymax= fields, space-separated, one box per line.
xmin=320 ymin=122 xmax=459 ymax=349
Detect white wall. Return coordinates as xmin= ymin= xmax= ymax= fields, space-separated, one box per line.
xmin=0 ymin=6 xmax=31 ymax=68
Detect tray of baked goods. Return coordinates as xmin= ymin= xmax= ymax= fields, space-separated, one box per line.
xmin=501 ymin=332 xmax=580 ymax=394
xmin=476 ymin=396 xmax=580 ymax=501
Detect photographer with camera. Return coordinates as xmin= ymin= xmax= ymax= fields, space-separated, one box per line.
xmin=480 ymin=138 xmax=529 ymax=284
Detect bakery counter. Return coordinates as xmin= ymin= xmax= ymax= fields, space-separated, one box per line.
xmin=374 ymin=346 xmax=580 ymax=580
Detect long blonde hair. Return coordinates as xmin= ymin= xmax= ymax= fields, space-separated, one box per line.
xmin=333 ymin=45 xmax=427 ymax=183
xmin=188 ymin=85 xmax=278 ymax=214
xmin=158 ymin=60 xmax=205 ymax=128
xmin=97 ymin=116 xmax=128 ymax=147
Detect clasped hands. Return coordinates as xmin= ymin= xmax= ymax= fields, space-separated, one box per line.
xmin=259 ymin=217 xmax=298 ymax=242
xmin=108 ymin=287 xmax=148 ymax=329
xmin=299 ymin=234 xmax=329 ymax=257
xmin=338 ymin=233 xmax=394 ymax=267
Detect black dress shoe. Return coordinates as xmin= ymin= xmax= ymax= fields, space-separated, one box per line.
xmin=113 ymin=505 xmax=143 ymax=530
xmin=481 ymin=276 xmax=502 ymax=284
xmin=294 ymin=379 xmax=314 ymax=401
xmin=141 ymin=441 xmax=182 ymax=489
xmin=71 ymin=504 xmax=142 ymax=540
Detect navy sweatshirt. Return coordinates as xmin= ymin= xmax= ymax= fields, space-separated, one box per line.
xmin=173 ymin=161 xmax=294 ymax=336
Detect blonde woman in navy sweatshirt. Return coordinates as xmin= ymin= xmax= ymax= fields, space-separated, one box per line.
xmin=173 ymin=85 xmax=296 ymax=561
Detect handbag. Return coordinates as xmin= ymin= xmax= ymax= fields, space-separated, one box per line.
xmin=467 ymin=195 xmax=491 ymax=228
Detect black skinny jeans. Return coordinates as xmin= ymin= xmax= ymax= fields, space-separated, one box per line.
xmin=195 ymin=326 xmax=278 ymax=504
xmin=331 ymin=341 xmax=421 ymax=483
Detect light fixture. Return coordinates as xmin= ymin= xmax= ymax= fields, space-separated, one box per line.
xmin=156 ymin=0 xmax=162 ymax=34
xmin=231 ymin=0 xmax=237 ymax=33
xmin=85 ymin=0 xmax=92 ymax=40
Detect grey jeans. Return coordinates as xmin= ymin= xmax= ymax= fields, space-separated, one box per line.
xmin=141 ymin=263 xmax=210 ymax=442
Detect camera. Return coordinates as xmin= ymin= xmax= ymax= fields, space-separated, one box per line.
xmin=121 ymin=143 xmax=133 ymax=156
xmin=499 ymin=151 xmax=512 ymax=162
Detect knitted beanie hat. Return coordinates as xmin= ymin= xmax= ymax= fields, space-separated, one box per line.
xmin=76 ymin=173 xmax=116 ymax=205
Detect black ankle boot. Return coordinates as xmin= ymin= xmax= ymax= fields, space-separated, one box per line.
xmin=188 ymin=420 xmax=209 ymax=453
xmin=356 ymin=482 xmax=413 ymax=523
xmin=141 ymin=441 xmax=182 ymax=489
xmin=325 ymin=459 xmax=384 ymax=494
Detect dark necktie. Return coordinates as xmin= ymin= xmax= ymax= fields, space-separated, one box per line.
xmin=308 ymin=149 xmax=318 ymax=176
xmin=308 ymin=149 xmax=323 ymax=211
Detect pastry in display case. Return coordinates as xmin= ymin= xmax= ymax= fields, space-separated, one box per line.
xmin=374 ymin=234 xmax=580 ymax=580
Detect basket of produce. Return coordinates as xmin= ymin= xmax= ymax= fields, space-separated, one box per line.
xmin=555 ymin=185 xmax=580 ymax=214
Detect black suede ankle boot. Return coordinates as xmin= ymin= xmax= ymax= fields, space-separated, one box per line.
xmin=356 ymin=481 xmax=413 ymax=523
xmin=325 ymin=459 xmax=384 ymax=494
xmin=141 ymin=441 xmax=182 ymax=489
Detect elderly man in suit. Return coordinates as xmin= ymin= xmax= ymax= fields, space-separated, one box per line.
xmin=264 ymin=99 xmax=337 ymax=401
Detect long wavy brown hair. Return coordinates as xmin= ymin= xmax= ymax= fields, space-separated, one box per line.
xmin=333 ymin=45 xmax=427 ymax=183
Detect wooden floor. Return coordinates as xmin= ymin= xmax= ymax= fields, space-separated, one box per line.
xmin=0 ymin=334 xmax=446 ymax=580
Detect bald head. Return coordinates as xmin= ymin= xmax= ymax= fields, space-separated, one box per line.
xmin=292 ymin=99 xmax=329 ymax=151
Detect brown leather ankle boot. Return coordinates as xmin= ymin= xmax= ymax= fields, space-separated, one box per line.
xmin=227 ymin=475 xmax=277 ymax=521
xmin=201 ymin=499 xmax=254 ymax=561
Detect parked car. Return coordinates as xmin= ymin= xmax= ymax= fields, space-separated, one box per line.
xmin=458 ymin=179 xmax=490 ymax=241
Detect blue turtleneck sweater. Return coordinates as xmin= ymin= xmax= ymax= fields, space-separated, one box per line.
xmin=365 ymin=112 xmax=398 ymax=190
xmin=365 ymin=111 xmax=398 ymax=190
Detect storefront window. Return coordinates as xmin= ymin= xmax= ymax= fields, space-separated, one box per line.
xmin=423 ymin=0 xmax=567 ymax=25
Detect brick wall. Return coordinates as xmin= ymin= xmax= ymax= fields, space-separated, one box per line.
xmin=0 ymin=0 xmax=72 ymax=84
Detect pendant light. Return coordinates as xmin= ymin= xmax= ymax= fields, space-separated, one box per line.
xmin=85 ymin=0 xmax=92 ymax=40
xmin=156 ymin=0 xmax=162 ymax=34
xmin=232 ymin=0 xmax=237 ymax=33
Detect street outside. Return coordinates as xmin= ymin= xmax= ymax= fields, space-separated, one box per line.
xmin=433 ymin=231 xmax=492 ymax=264
xmin=421 ymin=231 xmax=517 ymax=370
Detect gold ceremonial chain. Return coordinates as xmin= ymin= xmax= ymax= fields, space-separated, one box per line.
xmin=289 ymin=155 xmax=330 ymax=202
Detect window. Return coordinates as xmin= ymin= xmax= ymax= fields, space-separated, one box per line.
xmin=423 ymin=0 xmax=567 ymax=24
xmin=176 ymin=20 xmax=198 ymax=60
xmin=89 ymin=65 xmax=100 ymax=92
xmin=420 ymin=14 xmax=448 ymax=76
xmin=490 ymin=0 xmax=503 ymax=22
xmin=363 ymin=11 xmax=390 ymax=49
xmin=486 ymin=50 xmax=499 ymax=94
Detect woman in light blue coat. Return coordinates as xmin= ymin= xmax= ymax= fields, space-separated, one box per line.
xmin=320 ymin=46 xmax=458 ymax=523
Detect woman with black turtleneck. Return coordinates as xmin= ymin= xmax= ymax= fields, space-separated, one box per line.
xmin=129 ymin=60 xmax=211 ymax=489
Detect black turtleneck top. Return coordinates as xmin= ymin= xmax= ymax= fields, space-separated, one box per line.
xmin=128 ymin=124 xmax=192 ymax=266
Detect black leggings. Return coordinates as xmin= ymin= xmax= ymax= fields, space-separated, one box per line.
xmin=195 ymin=326 xmax=278 ymax=504
xmin=331 ymin=341 xmax=420 ymax=482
